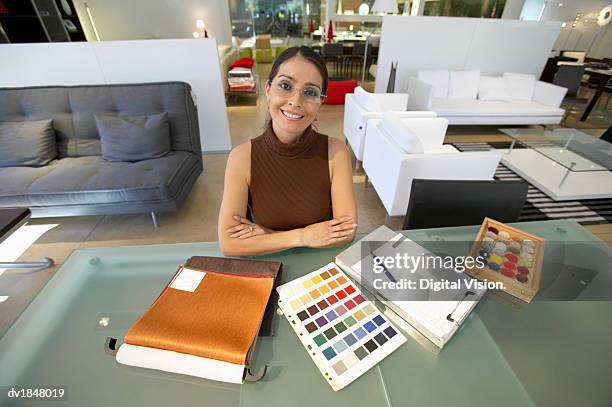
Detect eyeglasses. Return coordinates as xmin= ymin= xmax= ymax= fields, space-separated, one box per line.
xmin=268 ymin=79 xmax=326 ymax=104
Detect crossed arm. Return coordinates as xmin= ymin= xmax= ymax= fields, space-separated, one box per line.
xmin=217 ymin=138 xmax=358 ymax=256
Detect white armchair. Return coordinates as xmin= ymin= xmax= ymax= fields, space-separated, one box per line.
xmin=362 ymin=115 xmax=501 ymax=217
xmin=343 ymin=87 xmax=436 ymax=163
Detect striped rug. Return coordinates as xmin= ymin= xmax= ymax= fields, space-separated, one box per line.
xmin=451 ymin=141 xmax=612 ymax=225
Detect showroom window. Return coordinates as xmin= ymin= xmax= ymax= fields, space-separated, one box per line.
xmin=424 ymin=0 xmax=507 ymax=18
xmin=229 ymin=0 xmax=322 ymax=39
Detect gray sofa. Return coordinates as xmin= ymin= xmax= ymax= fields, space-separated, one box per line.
xmin=0 ymin=82 xmax=203 ymax=224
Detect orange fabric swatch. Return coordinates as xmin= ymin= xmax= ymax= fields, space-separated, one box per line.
xmin=124 ymin=268 xmax=274 ymax=365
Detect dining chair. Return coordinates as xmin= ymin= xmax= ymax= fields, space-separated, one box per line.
xmin=343 ymin=43 xmax=366 ymax=78
xmin=322 ymin=43 xmax=344 ymax=76
xmin=553 ymin=65 xmax=585 ymax=96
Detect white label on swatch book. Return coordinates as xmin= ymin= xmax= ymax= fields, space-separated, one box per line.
xmin=170 ymin=268 xmax=206 ymax=292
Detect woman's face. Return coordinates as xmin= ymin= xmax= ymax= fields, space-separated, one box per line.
xmin=265 ymin=55 xmax=324 ymax=139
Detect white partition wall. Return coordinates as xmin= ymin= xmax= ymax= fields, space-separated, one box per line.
xmin=375 ymin=16 xmax=562 ymax=93
xmin=0 ymin=42 xmax=105 ymax=85
xmin=0 ymin=38 xmax=231 ymax=152
xmin=72 ymin=0 xmax=233 ymax=45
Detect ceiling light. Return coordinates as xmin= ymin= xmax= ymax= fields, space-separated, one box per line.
xmin=372 ymin=0 xmax=398 ymax=14
xmin=358 ymin=3 xmax=370 ymax=15
xmin=597 ymin=5 xmax=612 ymax=26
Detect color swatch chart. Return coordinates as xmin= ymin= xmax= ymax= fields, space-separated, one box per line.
xmin=277 ymin=262 xmax=406 ymax=391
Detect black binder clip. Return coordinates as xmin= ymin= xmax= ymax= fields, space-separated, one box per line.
xmin=104 ymin=337 xmax=120 ymax=356
xmin=244 ymin=365 xmax=268 ymax=382
xmin=446 ymin=291 xmax=476 ymax=325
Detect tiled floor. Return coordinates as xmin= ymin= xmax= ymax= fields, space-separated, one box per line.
xmin=1 ymin=61 xmax=611 ymax=334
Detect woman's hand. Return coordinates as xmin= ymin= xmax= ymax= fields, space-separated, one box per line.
xmin=226 ymin=215 xmax=270 ymax=239
xmin=300 ymin=217 xmax=357 ymax=248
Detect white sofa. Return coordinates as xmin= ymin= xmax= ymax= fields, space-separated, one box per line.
xmin=344 ymin=87 xmax=436 ymax=162
xmin=363 ymin=114 xmax=501 ymax=217
xmin=407 ymin=70 xmax=568 ymax=125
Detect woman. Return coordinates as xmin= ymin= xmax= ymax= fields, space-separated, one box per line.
xmin=218 ymin=46 xmax=357 ymax=256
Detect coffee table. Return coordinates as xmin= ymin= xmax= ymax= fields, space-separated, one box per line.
xmin=500 ymin=128 xmax=612 ymax=201
xmin=1 ymin=220 xmax=612 ymax=406
xmin=0 ymin=208 xmax=30 ymax=244
xmin=0 ymin=208 xmax=54 ymax=270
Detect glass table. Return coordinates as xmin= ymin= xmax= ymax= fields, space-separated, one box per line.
xmin=1 ymin=220 xmax=612 ymax=407
xmin=499 ymin=128 xmax=612 ymax=200
xmin=500 ymin=128 xmax=612 ymax=172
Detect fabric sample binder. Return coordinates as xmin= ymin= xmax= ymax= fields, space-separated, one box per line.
xmin=115 ymin=256 xmax=282 ymax=383
xmin=184 ymin=256 xmax=283 ymax=337
xmin=335 ymin=226 xmax=484 ymax=348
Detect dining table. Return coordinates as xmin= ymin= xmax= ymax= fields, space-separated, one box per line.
xmin=581 ymin=66 xmax=612 ymax=121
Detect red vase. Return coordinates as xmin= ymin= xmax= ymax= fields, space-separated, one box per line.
xmin=326 ymin=20 xmax=334 ymax=43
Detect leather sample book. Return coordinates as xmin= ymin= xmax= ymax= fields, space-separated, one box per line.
xmin=116 ymin=257 xmax=282 ymax=383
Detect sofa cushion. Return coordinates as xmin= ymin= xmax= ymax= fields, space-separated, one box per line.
xmin=353 ymin=86 xmax=380 ymax=110
xmin=417 ymin=70 xmax=449 ymax=99
xmin=0 ymin=83 xmax=200 ymax=158
xmin=229 ymin=57 xmax=255 ymax=70
xmin=381 ymin=112 xmax=424 ymax=154
xmin=324 ymin=80 xmax=358 ymax=105
xmin=504 ymin=72 xmax=536 ymax=100
xmin=448 ymin=70 xmax=480 ymax=99
xmin=478 ymin=76 xmax=512 ymax=101
xmin=0 ymin=152 xmax=199 ymax=207
xmin=0 ymin=119 xmax=56 ymax=167
xmin=95 ymin=112 xmax=171 ymax=162
xmin=430 ymin=99 xmax=565 ymax=117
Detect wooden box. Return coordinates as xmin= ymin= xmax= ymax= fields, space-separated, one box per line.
xmin=465 ymin=217 xmax=545 ymax=303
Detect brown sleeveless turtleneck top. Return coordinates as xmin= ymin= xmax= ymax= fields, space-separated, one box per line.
xmin=248 ymin=124 xmax=332 ymax=231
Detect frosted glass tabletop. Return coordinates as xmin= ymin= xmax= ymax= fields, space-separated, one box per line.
xmin=1 ymin=220 xmax=611 ymax=407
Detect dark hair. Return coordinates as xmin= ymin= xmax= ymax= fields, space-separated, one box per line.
xmin=268 ymin=46 xmax=329 ymax=94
